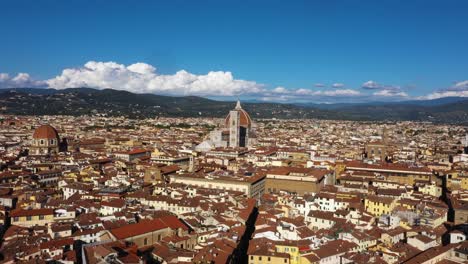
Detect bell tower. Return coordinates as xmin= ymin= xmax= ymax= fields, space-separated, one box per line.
xmin=229 ymin=109 xmax=240 ymax=147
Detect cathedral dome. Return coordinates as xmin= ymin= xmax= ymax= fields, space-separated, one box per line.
xmin=224 ymin=100 xmax=252 ymax=128
xmin=33 ymin=125 xmax=60 ymax=140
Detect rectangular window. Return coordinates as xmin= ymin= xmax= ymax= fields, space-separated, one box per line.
xmin=26 ymin=216 xmax=32 ymax=221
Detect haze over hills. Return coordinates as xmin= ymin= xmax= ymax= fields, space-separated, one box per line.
xmin=0 ymin=87 xmax=467 ymax=124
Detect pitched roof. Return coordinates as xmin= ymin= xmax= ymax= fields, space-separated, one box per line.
xmin=110 ymin=216 xmax=187 ymax=240
xmin=10 ymin=208 xmax=54 ymax=217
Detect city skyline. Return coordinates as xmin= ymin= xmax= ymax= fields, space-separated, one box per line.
xmin=1 ymin=1 xmax=468 ymax=103
xmin=1 ymin=1 xmax=468 ymax=263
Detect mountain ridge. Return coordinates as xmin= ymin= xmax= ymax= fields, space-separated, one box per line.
xmin=0 ymin=87 xmax=467 ymax=124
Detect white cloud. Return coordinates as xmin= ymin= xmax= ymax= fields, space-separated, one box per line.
xmin=292 ymin=88 xmax=359 ymax=96
xmin=419 ymin=90 xmax=468 ymax=100
xmin=331 ymin=83 xmax=344 ymax=88
xmin=362 ymin=80 xmax=381 ymax=89
xmin=418 ymin=80 xmax=468 ymax=99
xmin=448 ymin=80 xmax=468 ymax=91
xmin=362 ymin=80 xmax=408 ymax=98
xmin=1 ymin=61 xmax=467 ymax=103
xmin=272 ymin=86 xmax=289 ymax=94
xmin=295 ymin=88 xmax=312 ymax=95
xmin=126 ymin=62 xmax=156 ymax=75
xmin=269 ymin=87 xmax=361 ymax=97
xmin=257 ymin=87 xmax=362 ymax=103
xmin=260 ymin=95 xmax=294 ymax=102
xmin=0 ymin=72 xmax=46 ymax=88
xmin=46 ymin=61 xmax=264 ymax=96
xmin=361 ymin=80 xmax=404 ymax=92
xmin=374 ymin=89 xmax=408 ymax=97
xmin=0 ymin=62 xmax=360 ymax=102
xmin=0 ymin=73 xmax=9 ymax=82
xmin=321 ymin=89 xmax=361 ymax=96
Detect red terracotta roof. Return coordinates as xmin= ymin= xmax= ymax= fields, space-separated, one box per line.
xmin=110 ymin=216 xmax=187 ymax=240
xmin=159 ymin=215 xmax=189 ymax=231
xmin=225 ymin=108 xmax=252 ymax=128
xmin=101 ymin=199 xmax=126 ymax=208
xmin=345 ymin=161 xmax=432 ymax=174
xmin=128 ymin=148 xmax=150 ymax=155
xmin=10 ymin=208 xmax=54 ymax=217
xmin=33 ymin=124 xmax=59 ymax=139
xmin=40 ymin=238 xmax=74 ymax=249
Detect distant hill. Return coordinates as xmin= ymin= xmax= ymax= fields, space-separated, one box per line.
xmin=296 ymin=97 xmax=468 ymax=109
xmin=0 ymin=88 xmax=338 ymax=120
xmin=395 ymin=97 xmax=468 ymax=106
xmin=0 ymin=87 xmax=467 ymax=124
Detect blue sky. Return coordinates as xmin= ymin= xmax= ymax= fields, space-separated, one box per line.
xmin=1 ymin=0 xmax=468 ymax=103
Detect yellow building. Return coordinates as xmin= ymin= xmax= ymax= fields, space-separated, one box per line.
xmin=446 ymin=171 xmax=468 ymax=191
xmin=249 ymin=240 xmax=315 ymax=264
xmin=249 ymin=252 xmax=291 ymax=264
xmin=419 ymin=183 xmax=442 ymax=197
xmin=396 ymin=199 xmax=419 ymax=211
xmin=277 ymin=149 xmax=309 ymax=161
xmin=459 ymin=175 xmax=468 ymax=190
xmin=265 ymin=167 xmax=330 ymax=195
xmin=10 ymin=208 xmax=55 ymax=227
xmin=365 ymin=141 xmax=389 ymax=161
xmin=275 ymin=243 xmax=301 ymax=264
xmin=365 ymin=195 xmax=396 ymax=217
xmin=170 ymin=172 xmax=266 ymax=198
xmin=345 ymin=161 xmax=433 ymax=185
xmin=334 ymin=162 xmax=347 ymax=178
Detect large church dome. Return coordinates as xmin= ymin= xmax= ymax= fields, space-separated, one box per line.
xmin=33 ymin=124 xmax=60 ymax=140
xmin=224 ymin=100 xmax=252 ymax=128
